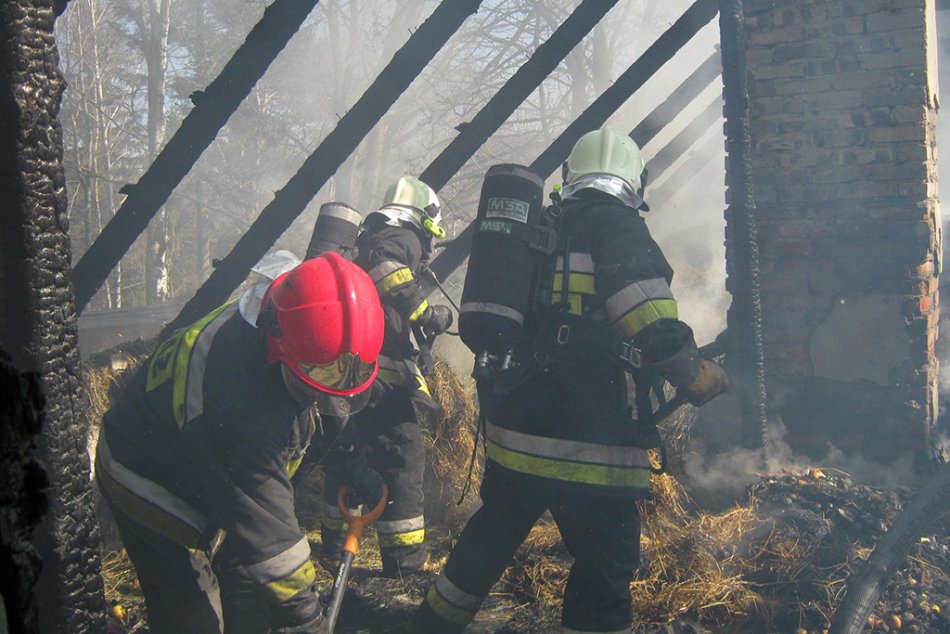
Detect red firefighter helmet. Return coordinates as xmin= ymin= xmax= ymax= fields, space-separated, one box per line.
xmin=260 ymin=252 xmax=384 ymax=396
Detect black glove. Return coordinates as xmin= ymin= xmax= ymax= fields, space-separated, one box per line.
xmin=346 ymin=464 xmax=385 ymax=508
xmin=418 ymin=304 xmax=453 ymax=338
xmin=683 ymin=359 xmax=729 ymax=406
xmin=270 ymin=587 xmax=324 ymax=634
xmin=272 ymin=609 xmax=324 ymax=634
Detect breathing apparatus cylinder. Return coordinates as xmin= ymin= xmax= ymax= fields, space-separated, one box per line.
xmin=459 ymin=164 xmax=547 ymax=358
xmin=306 ymin=202 xmax=362 ymax=259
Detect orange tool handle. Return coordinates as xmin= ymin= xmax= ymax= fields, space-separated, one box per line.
xmin=337 ymin=484 xmax=388 ymax=556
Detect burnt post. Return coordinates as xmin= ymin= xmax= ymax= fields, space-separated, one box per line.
xmin=0 ymin=1 xmax=105 ymax=632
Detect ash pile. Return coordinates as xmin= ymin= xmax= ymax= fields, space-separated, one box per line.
xmin=483 ymin=465 xmax=950 ymax=634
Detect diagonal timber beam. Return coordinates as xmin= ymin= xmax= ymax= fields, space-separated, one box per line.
xmin=648 ymin=130 xmax=722 ymax=206
xmin=73 ymin=0 xmax=322 ymax=312
xmin=420 ymin=0 xmax=621 ymax=190
xmin=641 ymin=95 xmax=722 ymax=183
xmin=631 ymin=49 xmax=721 ymax=149
xmin=426 ymin=0 xmax=720 ymax=288
xmin=164 ymin=0 xmax=482 ymax=334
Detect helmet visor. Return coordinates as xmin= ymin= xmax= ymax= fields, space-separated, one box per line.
xmin=560 ymin=174 xmax=643 ymax=209
xmin=298 ymin=352 xmax=378 ymax=394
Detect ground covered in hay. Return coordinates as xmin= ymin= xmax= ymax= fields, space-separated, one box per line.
xmin=86 ymin=355 xmax=950 ymax=634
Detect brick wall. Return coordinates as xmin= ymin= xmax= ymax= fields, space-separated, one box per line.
xmin=734 ymin=0 xmax=941 ymax=460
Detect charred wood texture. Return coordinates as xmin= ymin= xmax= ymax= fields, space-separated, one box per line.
xmin=166 ymin=0 xmax=483 ymax=334
xmin=428 ymin=0 xmax=719 ymax=287
xmin=0 ymin=352 xmax=47 ymax=634
xmin=630 ymin=50 xmax=721 ymax=148
xmin=719 ymin=0 xmax=769 ymax=452
xmin=0 ymin=1 xmax=105 ymax=633
xmin=72 ymin=0 xmax=322 ymax=313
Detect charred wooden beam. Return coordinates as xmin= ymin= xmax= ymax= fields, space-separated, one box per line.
xmin=719 ymin=0 xmax=769 ymax=452
xmin=642 ymin=96 xmax=721 ymax=184
xmin=72 ymin=0 xmax=322 ymax=313
xmin=631 ymin=49 xmax=721 ymax=148
xmin=420 ymin=0 xmax=621 ymax=190
xmin=427 ymin=0 xmax=720 ymax=287
xmin=165 ymin=0 xmax=483 ymax=334
xmin=646 ymin=130 xmax=721 ymax=206
xmin=0 ymin=1 xmax=104 ymax=632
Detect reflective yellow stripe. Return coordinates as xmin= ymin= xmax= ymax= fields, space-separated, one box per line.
xmin=264 ymin=559 xmax=316 ymax=603
xmin=425 ymin=586 xmax=477 ymax=625
xmin=487 ymin=423 xmax=651 ymax=468
xmin=408 ymin=299 xmax=429 ymax=322
xmin=553 ymin=272 xmax=596 ymax=295
xmin=606 ymin=277 xmax=674 ymax=321
xmin=163 ymin=302 xmax=235 ymax=428
xmin=96 ymin=457 xmax=202 ymax=548
xmin=286 ymin=456 xmax=304 ymax=478
xmin=413 ymin=370 xmax=432 ymax=397
xmin=613 ymin=298 xmax=678 ymax=338
xmin=378 ymin=529 xmax=425 ymax=548
xmin=551 ymin=292 xmax=583 ymax=316
xmin=486 ymin=440 xmax=651 ymax=488
xmin=377 ymin=267 xmax=414 ymax=293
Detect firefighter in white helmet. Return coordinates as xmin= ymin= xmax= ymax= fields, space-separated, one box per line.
xmin=318 ymin=176 xmax=452 ymax=577
xmin=416 ymin=127 xmax=728 ymax=633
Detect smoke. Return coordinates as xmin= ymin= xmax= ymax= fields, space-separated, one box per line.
xmin=936 ymin=8 xmax=949 ymax=429
xmin=684 ymin=417 xmax=922 ymax=509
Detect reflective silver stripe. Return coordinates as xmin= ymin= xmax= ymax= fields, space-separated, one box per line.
xmin=375 ymin=515 xmax=425 ymax=535
xmin=459 ymin=302 xmax=524 ymax=325
xmin=605 ymin=278 xmax=674 ymax=323
xmin=185 ymin=303 xmax=237 ymax=425
xmin=366 ymin=260 xmax=403 ymax=284
xmin=97 ymin=436 xmax=208 ymax=532
xmin=238 ymin=536 xmax=311 ymax=584
xmin=434 ymin=573 xmax=484 ymax=611
xmin=561 ymin=625 xmax=631 ymax=633
xmin=486 ymin=423 xmax=651 ymax=469
xmin=554 ymin=252 xmax=594 ymax=273
xmin=318 ymin=202 xmax=361 ymax=225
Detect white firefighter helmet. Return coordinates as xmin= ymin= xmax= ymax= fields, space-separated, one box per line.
xmin=365 ymin=176 xmax=445 ymax=238
xmin=561 ymin=126 xmax=646 ymax=209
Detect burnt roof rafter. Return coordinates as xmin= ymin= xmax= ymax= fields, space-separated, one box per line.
xmin=426 ymin=0 xmax=720 ymax=288
xmin=72 ymin=0 xmax=323 ymax=313
xmin=164 ymin=0 xmax=483 ymax=334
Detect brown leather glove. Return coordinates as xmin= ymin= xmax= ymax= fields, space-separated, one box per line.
xmin=682 ymin=359 xmax=729 ymax=406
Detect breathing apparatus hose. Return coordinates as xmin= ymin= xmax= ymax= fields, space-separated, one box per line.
xmin=828 ymin=459 xmax=950 ymax=634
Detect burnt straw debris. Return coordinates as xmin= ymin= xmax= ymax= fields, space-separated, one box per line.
xmin=88 ymin=359 xmax=949 ymax=633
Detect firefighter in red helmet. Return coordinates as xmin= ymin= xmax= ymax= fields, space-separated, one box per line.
xmin=95 ymin=253 xmax=386 ymax=634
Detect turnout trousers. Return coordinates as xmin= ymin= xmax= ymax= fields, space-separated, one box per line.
xmin=417 ymin=461 xmax=642 ymax=633
xmin=107 ymin=504 xmax=277 ymax=634
xmin=321 ymin=388 xmax=427 ymax=576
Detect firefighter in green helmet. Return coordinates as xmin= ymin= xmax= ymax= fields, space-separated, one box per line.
xmin=416 ymin=127 xmax=729 ymax=633
xmin=318 ymin=176 xmax=453 ymax=578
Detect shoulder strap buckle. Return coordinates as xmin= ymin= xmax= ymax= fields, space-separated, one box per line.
xmin=618 ymin=341 xmax=642 ymax=370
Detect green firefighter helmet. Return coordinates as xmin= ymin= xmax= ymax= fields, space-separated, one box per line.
xmin=376 ymin=176 xmax=445 ymax=238
xmin=562 ymin=126 xmax=646 ymax=209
